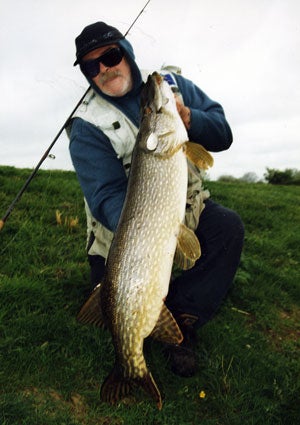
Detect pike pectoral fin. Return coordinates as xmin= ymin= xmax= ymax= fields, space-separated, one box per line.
xmin=174 ymin=223 xmax=201 ymax=270
xmin=77 ymin=283 xmax=106 ymax=328
xmin=150 ymin=304 xmax=183 ymax=344
xmin=185 ymin=142 xmax=214 ymax=169
xmin=101 ymin=366 xmax=162 ymax=410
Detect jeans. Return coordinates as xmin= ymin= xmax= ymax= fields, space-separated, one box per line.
xmin=88 ymin=199 xmax=245 ymax=328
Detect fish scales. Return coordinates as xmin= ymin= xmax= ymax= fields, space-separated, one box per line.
xmin=104 ymin=147 xmax=188 ymax=376
xmin=77 ymin=72 xmax=213 ymax=409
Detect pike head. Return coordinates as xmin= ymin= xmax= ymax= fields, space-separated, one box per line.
xmin=138 ymin=72 xmax=188 ymax=156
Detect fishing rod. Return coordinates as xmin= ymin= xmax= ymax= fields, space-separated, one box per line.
xmin=0 ymin=89 xmax=89 ymax=232
xmin=0 ymin=0 xmax=151 ymax=232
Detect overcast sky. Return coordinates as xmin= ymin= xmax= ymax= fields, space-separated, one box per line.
xmin=0 ymin=0 xmax=299 ymax=180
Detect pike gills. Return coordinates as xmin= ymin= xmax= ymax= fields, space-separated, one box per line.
xmin=77 ymin=72 xmax=214 ymax=409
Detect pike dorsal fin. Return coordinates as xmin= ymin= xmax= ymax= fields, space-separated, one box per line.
xmin=150 ymin=303 xmax=183 ymax=344
xmin=77 ymin=283 xmax=106 ymax=328
xmin=185 ymin=142 xmax=214 ymax=170
xmin=174 ymin=223 xmax=201 ymax=270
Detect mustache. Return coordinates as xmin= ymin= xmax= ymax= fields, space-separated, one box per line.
xmin=98 ymin=70 xmax=122 ymax=84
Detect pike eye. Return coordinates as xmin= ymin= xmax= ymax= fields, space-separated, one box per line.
xmin=145 ymin=106 xmax=152 ymax=114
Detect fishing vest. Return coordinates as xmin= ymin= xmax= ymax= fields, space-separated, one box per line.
xmin=70 ymin=70 xmax=209 ymax=258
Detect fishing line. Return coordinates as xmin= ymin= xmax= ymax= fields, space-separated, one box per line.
xmin=0 ymin=0 xmax=151 ymax=232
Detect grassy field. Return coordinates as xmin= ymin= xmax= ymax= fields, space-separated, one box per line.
xmin=0 ymin=165 xmax=299 ymax=425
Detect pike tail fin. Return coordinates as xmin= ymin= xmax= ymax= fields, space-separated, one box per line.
xmin=101 ymin=366 xmax=162 ymax=410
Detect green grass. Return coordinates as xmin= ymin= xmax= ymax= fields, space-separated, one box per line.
xmin=0 ymin=165 xmax=299 ymax=425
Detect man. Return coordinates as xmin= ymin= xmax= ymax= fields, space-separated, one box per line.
xmin=68 ymin=21 xmax=244 ymax=378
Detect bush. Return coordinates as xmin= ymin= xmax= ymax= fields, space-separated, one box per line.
xmin=217 ymin=174 xmax=237 ymax=182
xmin=264 ymin=168 xmax=300 ymax=185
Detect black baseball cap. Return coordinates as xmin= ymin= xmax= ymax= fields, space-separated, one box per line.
xmin=74 ymin=21 xmax=124 ymax=65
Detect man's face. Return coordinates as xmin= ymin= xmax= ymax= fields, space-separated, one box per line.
xmin=81 ymin=44 xmax=133 ymax=97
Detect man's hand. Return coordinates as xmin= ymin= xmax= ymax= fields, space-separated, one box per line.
xmin=175 ymin=94 xmax=191 ymax=129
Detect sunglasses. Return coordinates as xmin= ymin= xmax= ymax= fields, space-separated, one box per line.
xmin=80 ymin=47 xmax=124 ymax=78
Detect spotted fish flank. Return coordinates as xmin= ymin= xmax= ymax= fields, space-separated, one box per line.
xmin=77 ymin=72 xmax=213 ymax=409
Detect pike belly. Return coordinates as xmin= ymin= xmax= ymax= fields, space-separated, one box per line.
xmin=103 ymin=147 xmax=188 ymax=375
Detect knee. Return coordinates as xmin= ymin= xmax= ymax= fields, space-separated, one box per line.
xmin=224 ymin=209 xmax=244 ymax=237
xmin=221 ymin=209 xmax=245 ymax=251
xmin=196 ymin=201 xmax=244 ymax=256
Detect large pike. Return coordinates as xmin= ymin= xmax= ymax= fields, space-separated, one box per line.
xmin=77 ymin=72 xmax=213 ymax=409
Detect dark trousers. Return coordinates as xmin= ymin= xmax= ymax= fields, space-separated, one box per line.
xmin=88 ymin=199 xmax=244 ymax=328
xmin=166 ymin=199 xmax=244 ymax=327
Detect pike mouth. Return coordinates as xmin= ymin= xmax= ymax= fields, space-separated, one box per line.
xmin=141 ymin=72 xmax=166 ymax=113
xmin=153 ymin=72 xmax=163 ymax=85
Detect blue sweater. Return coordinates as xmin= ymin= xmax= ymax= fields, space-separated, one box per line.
xmin=69 ymin=41 xmax=233 ymax=233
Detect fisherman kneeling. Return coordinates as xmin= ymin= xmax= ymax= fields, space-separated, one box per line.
xmin=68 ymin=21 xmax=245 ymax=377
